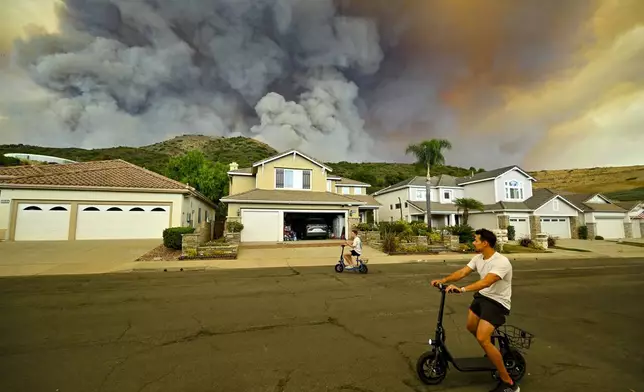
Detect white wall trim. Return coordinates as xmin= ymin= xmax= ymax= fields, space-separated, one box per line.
xmin=252 ymin=150 xmax=333 ymax=171
xmin=534 ymin=195 xmax=584 ymax=213
xmin=241 ymin=208 xmax=349 ymax=242
xmin=227 ymin=172 xmax=253 ymax=176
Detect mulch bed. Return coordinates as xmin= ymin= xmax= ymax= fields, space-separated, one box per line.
xmin=136 ymin=245 xmax=182 ymax=261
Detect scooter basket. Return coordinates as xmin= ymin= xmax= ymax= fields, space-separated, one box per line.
xmin=495 ymin=325 xmax=534 ymax=349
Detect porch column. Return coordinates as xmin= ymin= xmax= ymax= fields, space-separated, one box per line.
xmin=449 ymin=214 xmax=456 ymax=226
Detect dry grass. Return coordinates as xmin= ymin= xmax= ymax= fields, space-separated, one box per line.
xmin=136 ymin=245 xmax=182 ymax=261
xmin=530 ymin=165 xmax=644 ymax=195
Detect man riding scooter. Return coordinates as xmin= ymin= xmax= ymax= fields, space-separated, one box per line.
xmin=430 ymin=229 xmax=519 ymax=392
xmin=342 ymin=228 xmax=362 ymax=268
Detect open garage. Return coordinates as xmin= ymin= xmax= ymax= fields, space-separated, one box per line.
xmin=240 ymin=209 xmax=348 ymax=242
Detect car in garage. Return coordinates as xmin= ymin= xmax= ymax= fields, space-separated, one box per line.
xmin=305 ymin=218 xmax=330 ymax=239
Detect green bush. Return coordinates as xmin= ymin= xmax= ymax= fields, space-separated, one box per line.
xmin=410 ymin=221 xmax=429 ymax=236
xmin=507 ymin=225 xmax=516 ymax=241
xmin=447 ymin=224 xmax=475 ymax=244
xmin=547 ymin=236 xmax=556 ymax=247
xmin=428 ymin=230 xmax=442 ymax=244
xmin=578 ymin=225 xmax=588 ymax=240
xmin=519 ymin=237 xmax=532 ymax=247
xmin=381 ymin=231 xmax=399 ymax=253
xmin=356 ymin=222 xmax=377 ymax=231
xmin=595 ymin=235 xmax=604 ymax=240
xmin=163 ymin=227 xmax=196 ymax=250
xmin=226 ymin=221 xmax=244 ymax=233
xmin=379 ymin=220 xmax=413 ymax=241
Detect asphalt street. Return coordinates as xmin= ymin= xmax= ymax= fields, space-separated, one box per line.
xmin=1 ymin=257 xmax=643 ymax=392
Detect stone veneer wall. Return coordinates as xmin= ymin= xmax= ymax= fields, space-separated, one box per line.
xmin=225 ymin=232 xmax=241 ymax=244
xmin=569 ymin=216 xmax=579 ymax=239
xmin=497 ymin=215 xmax=510 ymax=230
xmin=624 ymin=222 xmax=633 ymax=238
xmin=586 ymin=223 xmax=597 ymax=239
xmin=529 ymin=216 xmax=541 ymax=239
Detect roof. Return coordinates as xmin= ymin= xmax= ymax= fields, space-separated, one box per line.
xmin=636 ymin=212 xmax=644 ymax=219
xmin=336 ymin=177 xmax=370 ymax=186
xmin=221 ymin=189 xmax=365 ymax=205
xmin=343 ymin=194 xmax=381 ymax=207
xmin=0 ymin=160 xmax=216 ymax=206
xmin=372 ymin=175 xmax=460 ymax=196
xmin=457 ymin=165 xmax=536 ymax=185
xmin=482 ymin=201 xmax=532 ymax=211
xmin=614 ymin=201 xmax=642 ymax=212
xmin=523 ymin=188 xmax=584 ymax=212
xmin=555 ymin=191 xmax=626 ymax=213
xmin=228 ymin=167 xmax=253 ymax=176
xmin=252 ymin=150 xmax=332 ymax=172
xmin=407 ymin=201 xmax=460 ymax=213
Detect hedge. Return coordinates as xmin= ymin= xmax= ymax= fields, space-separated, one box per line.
xmin=163 ymin=227 xmax=196 ymax=250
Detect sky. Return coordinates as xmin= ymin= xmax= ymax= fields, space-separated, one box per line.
xmin=0 ymin=0 xmax=643 ymax=170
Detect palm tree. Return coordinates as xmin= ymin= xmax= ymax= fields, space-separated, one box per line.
xmin=454 ymin=198 xmax=485 ymax=226
xmin=405 ymin=139 xmax=453 ymax=177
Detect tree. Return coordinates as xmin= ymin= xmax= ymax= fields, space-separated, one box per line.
xmin=165 ymin=150 xmax=229 ymax=206
xmin=454 ymin=198 xmax=485 ymax=226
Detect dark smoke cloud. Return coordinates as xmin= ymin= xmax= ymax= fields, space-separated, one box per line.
xmin=2 ymin=0 xmax=643 ymax=169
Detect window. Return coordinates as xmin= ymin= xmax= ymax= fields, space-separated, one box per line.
xmin=83 ymin=206 xmax=100 ymax=211
xmin=151 ymin=207 xmax=166 ymax=212
xmin=504 ymin=180 xmax=524 ymax=200
xmin=415 ymin=189 xmax=425 ymax=200
xmin=50 ymin=206 xmax=68 ymax=211
xmin=390 ymin=204 xmax=393 ymax=210
xmin=405 ymin=202 xmax=408 ymax=208
xmin=553 ymin=199 xmax=560 ymax=211
xmin=395 ymin=203 xmax=401 ymax=209
xmin=198 ymin=208 xmax=202 ymax=223
xmin=129 ymin=207 xmax=144 ymax=212
xmin=107 ymin=207 xmax=123 ymax=212
xmin=354 ymin=187 xmax=363 ymax=195
xmin=341 ymin=187 xmax=350 ymax=194
xmin=443 ymin=190 xmax=453 ymax=201
xmin=275 ymin=168 xmax=311 ymax=190
xmin=23 ymin=206 xmax=42 ymax=211
xmin=205 ymin=210 xmax=209 ymax=222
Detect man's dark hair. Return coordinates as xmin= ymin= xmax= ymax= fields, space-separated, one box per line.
xmin=475 ymin=228 xmax=497 ymax=248
xmin=352 ymin=228 xmax=358 ymax=234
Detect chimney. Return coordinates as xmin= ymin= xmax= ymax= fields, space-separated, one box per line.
xmin=229 ymin=162 xmax=239 ymax=171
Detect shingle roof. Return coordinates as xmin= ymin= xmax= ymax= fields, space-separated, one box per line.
xmin=373 ymin=175 xmax=460 ymax=195
xmin=252 ymin=149 xmax=332 ymax=171
xmin=555 ymin=191 xmax=626 ymax=213
xmin=0 ymin=160 xmax=189 ymax=190
xmin=407 ymin=201 xmax=459 ymax=213
xmin=221 ymin=189 xmax=365 ymax=205
xmin=343 ymin=194 xmax=381 ymax=207
xmin=457 ymin=165 xmax=534 ymax=185
xmin=482 ymin=201 xmax=532 ymax=211
xmin=524 ymin=188 xmax=558 ymax=209
xmin=614 ymin=201 xmax=642 ymax=211
xmin=336 ymin=177 xmax=370 ymax=186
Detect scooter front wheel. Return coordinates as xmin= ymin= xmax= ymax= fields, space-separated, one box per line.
xmin=334 ymin=263 xmax=344 ymax=273
xmin=416 ymin=350 xmax=447 ymax=385
xmin=358 ymin=264 xmax=368 ymax=274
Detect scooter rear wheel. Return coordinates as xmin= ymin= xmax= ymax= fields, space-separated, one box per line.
xmin=334 ymin=263 xmax=344 ymax=273
xmin=416 ymin=350 xmax=447 ymax=385
xmin=492 ymin=348 xmax=527 ymax=382
xmin=358 ymin=264 xmax=368 ymax=274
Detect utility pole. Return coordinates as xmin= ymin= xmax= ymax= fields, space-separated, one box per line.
xmin=398 ymin=197 xmax=404 ymax=221
xmin=425 ymin=145 xmax=433 ymax=230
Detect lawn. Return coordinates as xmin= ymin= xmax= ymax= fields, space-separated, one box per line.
xmin=502 ymin=244 xmax=550 ymax=254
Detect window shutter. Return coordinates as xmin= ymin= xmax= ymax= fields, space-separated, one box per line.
xmin=276 ymin=168 xmax=284 ymax=188
xmin=303 ymin=170 xmax=311 ymax=189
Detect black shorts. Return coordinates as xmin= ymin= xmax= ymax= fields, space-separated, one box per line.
xmin=470 ymin=293 xmax=510 ymax=328
xmin=350 ymin=250 xmax=360 ymax=257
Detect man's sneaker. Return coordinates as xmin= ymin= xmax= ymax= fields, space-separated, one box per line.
xmin=490 ymin=380 xmax=520 ymax=392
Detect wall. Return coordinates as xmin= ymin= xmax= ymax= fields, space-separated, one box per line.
xmin=468 ymin=213 xmax=499 ymax=231
xmin=229 ymin=174 xmax=255 ymax=195
xmin=373 ymin=188 xmax=410 ymax=222
xmin=533 ymin=197 xmax=578 ymax=216
xmin=255 ymin=153 xmax=327 ymax=191
xmin=334 ymin=184 xmax=368 ymax=195
xmin=408 ymin=186 xmax=438 ymax=202
xmin=0 ymin=188 xmax=188 ymax=240
xmin=495 ymin=169 xmax=534 ymax=202
xmin=437 ymin=187 xmax=464 ymax=204
xmin=182 ymin=195 xmax=216 ymax=228
xmin=462 ymin=181 xmax=496 ymax=204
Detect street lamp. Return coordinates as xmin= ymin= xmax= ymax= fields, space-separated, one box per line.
xmin=425 ymin=145 xmax=432 ymax=230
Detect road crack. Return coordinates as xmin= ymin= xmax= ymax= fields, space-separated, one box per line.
xmin=114 ymin=320 xmax=132 ymax=342
xmin=136 ymin=365 xmax=178 ymax=392
xmin=327 ymin=317 xmax=386 ymax=349
xmin=273 ymin=370 xmax=294 ymax=392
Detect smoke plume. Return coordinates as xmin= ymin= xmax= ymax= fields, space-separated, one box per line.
xmin=1 ymin=0 xmax=643 ymax=169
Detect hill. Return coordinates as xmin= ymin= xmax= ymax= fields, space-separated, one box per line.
xmin=1 ymin=135 xmax=642 ymax=200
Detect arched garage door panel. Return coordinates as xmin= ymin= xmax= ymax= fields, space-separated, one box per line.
xmin=76 ymin=205 xmax=170 ymax=240
xmin=14 ymin=204 xmax=71 ymax=241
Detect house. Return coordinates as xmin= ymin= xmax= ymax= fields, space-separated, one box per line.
xmin=612 ymin=200 xmax=643 ymax=239
xmin=372 ymin=165 xmax=631 ymax=239
xmin=220 ymin=149 xmax=380 ymax=242
xmin=0 ymin=160 xmax=216 ymax=241
xmin=554 ymin=192 xmax=631 ymax=239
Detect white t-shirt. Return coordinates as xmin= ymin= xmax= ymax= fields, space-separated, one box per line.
xmin=466 ymin=252 xmax=513 ymax=310
xmin=352 ymin=236 xmax=362 ymax=255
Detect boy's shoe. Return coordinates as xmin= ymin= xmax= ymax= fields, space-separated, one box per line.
xmin=490 ymin=380 xmax=520 ymax=392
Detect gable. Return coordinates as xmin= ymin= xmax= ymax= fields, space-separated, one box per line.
xmin=534 ymin=195 xmax=581 ymax=214
xmin=253 ymin=150 xmax=332 ymax=171
xmin=586 ymin=194 xmax=609 ymax=204
xmin=458 ymin=165 xmax=535 ymax=185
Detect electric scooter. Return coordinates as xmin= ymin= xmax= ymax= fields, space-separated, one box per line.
xmin=416 ymin=283 xmax=533 ymax=385
xmin=334 ymin=245 xmax=368 ymax=274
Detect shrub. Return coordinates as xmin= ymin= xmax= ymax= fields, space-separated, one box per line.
xmin=226 ymin=221 xmax=244 ymax=233
xmin=380 ymin=220 xmax=413 ymax=242
xmin=458 ymin=242 xmax=476 ymax=253
xmin=381 ymin=231 xmax=399 ymax=253
xmin=410 ymin=221 xmax=428 ymax=236
xmin=547 ymin=236 xmax=556 ymax=247
xmin=507 ymin=225 xmax=516 ymax=241
xmin=356 ymin=222 xmax=377 ymax=231
xmin=427 ymin=230 xmax=442 ymax=244
xmin=447 ymin=224 xmax=475 ymax=244
xmin=578 ymin=225 xmax=588 ymax=240
xmin=163 ymin=227 xmax=196 ymax=250
xmin=595 ymin=235 xmax=604 ymax=240
xmin=519 ymin=237 xmax=532 ymax=247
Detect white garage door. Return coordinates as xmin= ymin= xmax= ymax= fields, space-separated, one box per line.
xmin=14 ymin=203 xmax=71 ymax=241
xmin=540 ymin=217 xmax=570 ymax=238
xmin=509 ymin=217 xmax=530 ymax=239
xmin=241 ymin=210 xmax=281 ymax=242
xmin=76 ymin=205 xmax=170 ymax=240
xmin=595 ymin=218 xmax=625 ymax=239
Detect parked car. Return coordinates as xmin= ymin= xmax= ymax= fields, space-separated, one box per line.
xmin=305 ymin=218 xmax=329 ymax=239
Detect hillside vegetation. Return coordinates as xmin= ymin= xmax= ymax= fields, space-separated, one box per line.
xmin=1 ymin=135 xmax=642 ymax=200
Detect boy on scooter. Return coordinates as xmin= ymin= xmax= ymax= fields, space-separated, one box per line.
xmin=430 ymin=229 xmax=518 ymax=392
xmin=343 ymin=229 xmax=362 ymax=268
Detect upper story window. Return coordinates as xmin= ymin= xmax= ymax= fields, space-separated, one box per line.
xmin=275 ymin=168 xmax=311 ymax=190
xmin=443 ymin=189 xmax=453 ymax=201
xmin=553 ymin=199 xmax=560 ymax=211
xmin=504 ymin=180 xmax=524 ymax=200
xmin=415 ymin=189 xmax=425 ymax=200
xmin=354 ymin=187 xmax=363 ymax=195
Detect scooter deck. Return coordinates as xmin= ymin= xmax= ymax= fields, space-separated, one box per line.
xmin=452 ymin=357 xmax=496 ymax=371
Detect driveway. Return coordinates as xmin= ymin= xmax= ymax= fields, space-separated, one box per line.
xmin=0 ymin=240 xmax=160 ymax=276
xmin=556 ymin=239 xmax=644 ymax=257
xmin=236 ymin=244 xmax=388 ymax=268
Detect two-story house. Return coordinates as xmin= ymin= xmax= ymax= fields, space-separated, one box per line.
xmin=220 ymin=150 xmax=380 ymax=242
xmin=373 ymin=165 xmax=632 ymax=239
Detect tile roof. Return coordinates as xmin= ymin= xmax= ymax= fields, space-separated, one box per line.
xmin=221 ymin=189 xmax=365 ymax=205
xmin=343 ymin=194 xmax=381 ymax=207
xmin=407 ymin=200 xmax=460 ymax=213
xmin=457 ymin=165 xmax=534 ymax=185
xmin=636 ymin=212 xmax=644 ymax=219
xmin=0 ymin=160 xmax=191 ymax=191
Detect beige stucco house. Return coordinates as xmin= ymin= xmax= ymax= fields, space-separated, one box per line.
xmin=221 ymin=150 xmax=380 ymax=242
xmin=0 ymin=160 xmax=216 ymax=241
